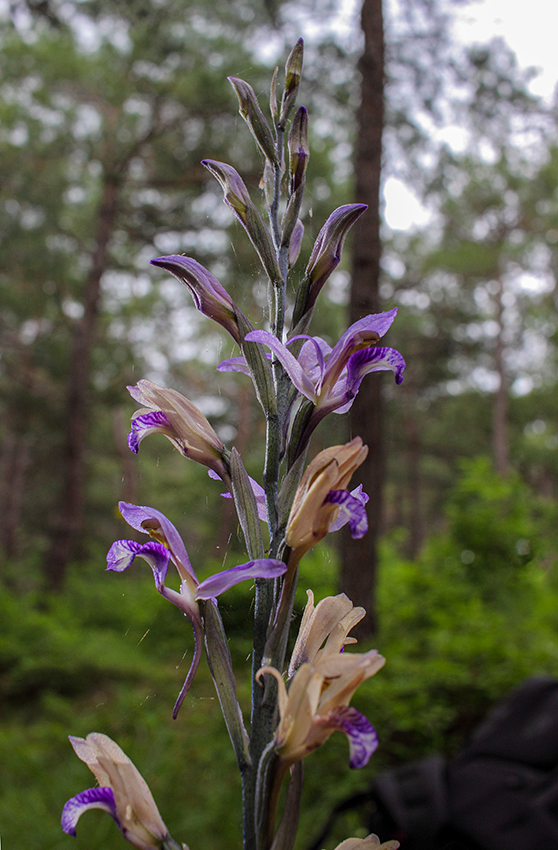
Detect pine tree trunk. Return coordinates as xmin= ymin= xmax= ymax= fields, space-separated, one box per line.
xmin=341 ymin=0 xmax=385 ymax=638
xmin=493 ymin=278 xmax=509 ymax=476
xmin=44 ymin=175 xmax=120 ymax=590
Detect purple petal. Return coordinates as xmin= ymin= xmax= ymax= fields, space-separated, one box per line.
xmin=118 ymin=502 xmax=197 ymax=583
xmin=323 ymin=310 xmax=399 ymax=391
xmin=347 ymin=345 xmax=406 ymax=389
xmin=295 ymin=337 xmax=329 ymax=385
xmin=322 ymin=705 xmax=378 ymax=768
xmin=217 ymin=355 xmax=252 ymax=376
xmin=325 ymin=490 xmax=368 ymax=538
xmin=128 ymin=411 xmax=173 ymax=454
xmin=244 ymin=330 xmax=317 ymax=400
xmin=328 ymin=485 xmax=369 ymax=534
xmin=62 ymin=787 xmax=117 ymax=837
xmin=106 ymin=539 xmax=170 ymax=592
xmin=196 ymin=558 xmax=287 ymax=600
xmin=330 ymin=311 xmax=398 ymax=359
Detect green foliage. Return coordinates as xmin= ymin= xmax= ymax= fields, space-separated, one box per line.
xmin=1 ymin=459 xmax=558 ymax=849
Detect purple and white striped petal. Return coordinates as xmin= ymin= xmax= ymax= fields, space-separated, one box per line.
xmin=244 ymin=330 xmax=317 ymax=401
xmin=328 ymin=485 xmax=369 ymax=534
xmin=346 ymin=346 xmax=406 ymax=391
xmin=106 ymin=539 xmax=170 ymax=592
xmin=319 ymin=705 xmax=378 ymax=769
xmin=196 ymin=558 xmax=287 ymax=600
xmin=118 ymin=502 xmax=197 ymax=584
xmin=325 ymin=489 xmax=368 ymax=538
xmin=328 ymin=310 xmax=398 ymax=363
xmin=62 ymin=787 xmax=118 ymax=837
xmin=305 ymin=204 xmax=368 ymax=302
xmin=128 ymin=411 xmax=173 ymax=454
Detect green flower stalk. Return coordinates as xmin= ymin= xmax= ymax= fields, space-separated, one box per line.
xmin=62 ymin=39 xmax=405 ymax=850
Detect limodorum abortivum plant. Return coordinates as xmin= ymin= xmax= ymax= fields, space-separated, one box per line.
xmin=61 ymin=40 xmax=404 ymax=850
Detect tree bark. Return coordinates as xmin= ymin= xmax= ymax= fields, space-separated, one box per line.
xmin=341 ymin=0 xmax=385 ymax=637
xmin=492 ymin=278 xmax=509 ymax=476
xmin=44 ymin=174 xmax=120 ymax=590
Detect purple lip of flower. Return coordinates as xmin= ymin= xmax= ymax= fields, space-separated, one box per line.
xmin=106 ymin=502 xmax=287 ymax=716
xmin=150 ymin=255 xmax=245 ymax=346
xmin=62 ymin=787 xmax=119 ymax=838
xmin=316 ymin=705 xmax=379 ymax=769
xmin=209 ymin=469 xmax=367 ymax=543
xmin=325 ymin=486 xmax=369 ymax=539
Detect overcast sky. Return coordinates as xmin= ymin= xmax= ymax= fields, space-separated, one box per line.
xmin=383 ymin=0 xmax=558 ymax=229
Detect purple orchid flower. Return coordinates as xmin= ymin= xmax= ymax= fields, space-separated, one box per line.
xmin=219 ymin=310 xmax=405 ymax=447
xmin=107 ymin=502 xmax=286 ymax=717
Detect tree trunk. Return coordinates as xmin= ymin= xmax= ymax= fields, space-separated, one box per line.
xmin=44 ymin=174 xmax=120 ymax=590
xmin=341 ymin=0 xmax=385 ymax=638
xmin=0 ymin=426 xmax=30 ymax=560
xmin=492 ymin=278 xmax=509 ymax=476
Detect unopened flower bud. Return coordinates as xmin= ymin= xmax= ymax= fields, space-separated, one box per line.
xmin=288 ymin=106 xmax=309 ymax=193
xmin=201 ymin=159 xmax=252 ymax=220
xmin=289 ymin=219 xmax=304 ymax=267
xmin=228 ymin=76 xmax=278 ymax=164
xmin=279 ymin=38 xmax=304 ymax=127
xmin=333 ymin=836 xmax=400 ymax=850
xmin=202 ymin=159 xmax=281 ymax=284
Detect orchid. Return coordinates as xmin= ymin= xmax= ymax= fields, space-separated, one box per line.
xmin=286 ymin=437 xmax=369 ymax=559
xmin=258 ymin=646 xmax=384 ymax=769
xmin=127 ymin=379 xmax=230 ymax=481
xmin=62 ymin=734 xmax=174 ymax=850
xmin=107 ymin=501 xmax=286 ymax=717
xmin=219 ymin=311 xmax=405 ymax=449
